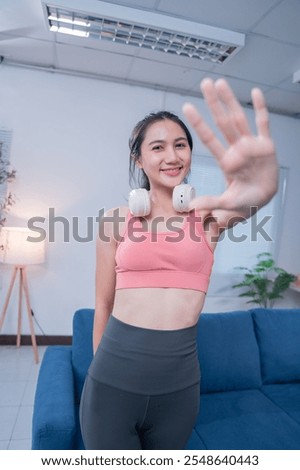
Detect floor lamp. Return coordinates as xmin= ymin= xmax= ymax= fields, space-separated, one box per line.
xmin=0 ymin=227 xmax=45 ymax=363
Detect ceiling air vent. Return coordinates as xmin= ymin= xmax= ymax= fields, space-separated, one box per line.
xmin=42 ymin=0 xmax=245 ymax=64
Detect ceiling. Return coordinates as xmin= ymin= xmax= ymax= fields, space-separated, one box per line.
xmin=1 ymin=0 xmax=300 ymax=118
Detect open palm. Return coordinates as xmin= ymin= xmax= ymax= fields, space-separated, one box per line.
xmin=183 ymin=79 xmax=278 ymax=225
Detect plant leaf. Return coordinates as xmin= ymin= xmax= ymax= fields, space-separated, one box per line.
xmin=239 ymin=291 xmax=260 ymax=298
xmin=271 ymin=272 xmax=297 ymax=297
xmin=257 ymin=252 xmax=272 ymax=259
xmin=255 ymin=259 xmax=274 ymax=270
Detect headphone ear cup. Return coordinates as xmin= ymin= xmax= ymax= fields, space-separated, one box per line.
xmin=172 ymin=184 xmax=196 ymax=213
xmin=129 ymin=184 xmax=195 ymax=216
xmin=128 ymin=188 xmax=151 ymax=217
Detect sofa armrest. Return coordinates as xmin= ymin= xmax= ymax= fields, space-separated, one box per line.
xmin=32 ymin=346 xmax=76 ymax=450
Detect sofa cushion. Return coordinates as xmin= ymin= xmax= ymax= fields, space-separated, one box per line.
xmin=262 ymin=383 xmax=300 ymax=425
xmin=197 ymin=311 xmax=262 ymax=393
xmin=195 ymin=389 xmax=300 ymax=450
xmin=252 ymin=308 xmax=300 ymax=384
xmin=32 ymin=346 xmax=76 ymax=450
xmin=185 ymin=429 xmax=207 ymax=450
xmin=72 ymin=308 xmax=94 ymax=401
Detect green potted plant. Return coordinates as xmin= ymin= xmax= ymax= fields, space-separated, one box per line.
xmin=233 ymin=252 xmax=296 ymax=308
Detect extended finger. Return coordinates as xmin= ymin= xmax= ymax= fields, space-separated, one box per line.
xmin=182 ymin=102 xmax=225 ymax=161
xmin=200 ymin=78 xmax=239 ymax=144
xmin=215 ymin=79 xmax=252 ymax=136
xmin=251 ymin=88 xmax=270 ymax=138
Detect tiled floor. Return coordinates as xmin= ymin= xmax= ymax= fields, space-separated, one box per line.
xmin=0 ymin=345 xmax=46 ymax=450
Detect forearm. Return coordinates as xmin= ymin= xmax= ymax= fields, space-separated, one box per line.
xmin=213 ymin=206 xmax=258 ymax=231
xmin=93 ymin=208 xmax=119 ymax=353
xmin=204 ymin=206 xmax=261 ymax=247
xmin=93 ymin=305 xmax=111 ymax=354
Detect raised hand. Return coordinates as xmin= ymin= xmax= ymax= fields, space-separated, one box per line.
xmin=183 ymin=78 xmax=278 ymax=226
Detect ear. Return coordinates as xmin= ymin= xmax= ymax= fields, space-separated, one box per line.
xmin=134 ymin=156 xmax=143 ymax=169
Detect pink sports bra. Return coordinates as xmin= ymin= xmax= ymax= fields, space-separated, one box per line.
xmin=115 ymin=210 xmax=214 ymax=293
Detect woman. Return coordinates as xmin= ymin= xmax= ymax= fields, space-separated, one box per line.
xmin=80 ymin=78 xmax=278 ymax=450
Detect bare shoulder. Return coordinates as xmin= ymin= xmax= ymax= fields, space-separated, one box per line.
xmin=97 ymin=205 xmax=129 ymax=245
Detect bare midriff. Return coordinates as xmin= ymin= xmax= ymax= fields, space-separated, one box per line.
xmin=111 ymin=287 xmax=206 ymax=330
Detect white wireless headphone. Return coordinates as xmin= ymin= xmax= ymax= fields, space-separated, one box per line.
xmin=128 ymin=184 xmax=196 ymax=217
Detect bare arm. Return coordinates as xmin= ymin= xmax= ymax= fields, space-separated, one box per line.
xmin=93 ymin=208 xmax=119 ymax=354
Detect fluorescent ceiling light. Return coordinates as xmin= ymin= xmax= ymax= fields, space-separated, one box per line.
xmin=42 ymin=0 xmax=245 ymax=64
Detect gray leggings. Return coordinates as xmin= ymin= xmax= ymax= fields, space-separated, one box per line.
xmin=80 ymin=378 xmax=200 ymax=450
xmin=80 ymin=315 xmax=200 ymax=450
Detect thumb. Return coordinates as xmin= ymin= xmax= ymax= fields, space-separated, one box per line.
xmin=188 ymin=195 xmax=224 ymax=212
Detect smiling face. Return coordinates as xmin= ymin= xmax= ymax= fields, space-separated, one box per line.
xmin=136 ymin=119 xmax=192 ymax=191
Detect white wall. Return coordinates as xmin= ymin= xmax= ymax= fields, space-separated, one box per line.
xmin=0 ymin=65 xmax=299 ymax=335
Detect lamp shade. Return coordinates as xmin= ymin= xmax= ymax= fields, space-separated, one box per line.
xmin=0 ymin=227 xmax=45 ymax=266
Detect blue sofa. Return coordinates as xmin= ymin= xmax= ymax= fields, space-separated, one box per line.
xmin=32 ymin=308 xmax=300 ymax=450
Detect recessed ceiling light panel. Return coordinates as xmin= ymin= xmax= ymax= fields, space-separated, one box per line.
xmin=42 ymin=0 xmax=245 ymax=64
